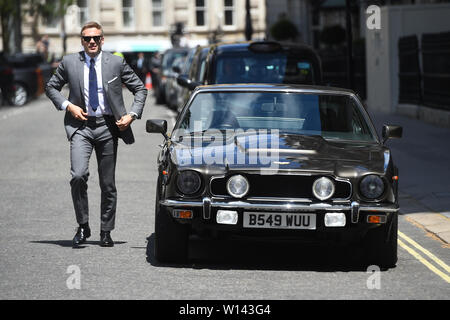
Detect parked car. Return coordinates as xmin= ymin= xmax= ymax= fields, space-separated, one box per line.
xmin=0 ymin=53 xmax=14 ymax=106
xmin=177 ymin=41 xmax=323 ymax=108
xmin=154 ymin=48 xmax=189 ymax=104
xmin=164 ymin=47 xmax=196 ymax=111
xmin=177 ymin=45 xmax=209 ymax=112
xmin=146 ymin=84 xmax=402 ymax=267
xmin=6 ymin=53 xmax=53 ymax=106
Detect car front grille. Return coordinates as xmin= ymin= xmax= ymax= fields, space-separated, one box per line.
xmin=210 ymin=174 xmax=352 ymax=200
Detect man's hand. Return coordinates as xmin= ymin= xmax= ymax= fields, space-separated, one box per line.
xmin=67 ymin=103 xmax=88 ymax=121
xmin=116 ymin=114 xmax=134 ymax=131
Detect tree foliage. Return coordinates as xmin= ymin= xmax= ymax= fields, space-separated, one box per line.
xmin=1 ymin=0 xmax=74 ymax=53
xmin=270 ymin=18 xmax=298 ymax=42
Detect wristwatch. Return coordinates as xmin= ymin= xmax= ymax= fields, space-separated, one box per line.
xmin=129 ymin=112 xmax=137 ymax=120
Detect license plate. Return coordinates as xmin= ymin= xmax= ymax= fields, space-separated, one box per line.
xmin=243 ymin=212 xmax=316 ymax=230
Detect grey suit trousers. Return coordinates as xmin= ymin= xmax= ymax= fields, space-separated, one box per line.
xmin=70 ymin=116 xmax=118 ymax=231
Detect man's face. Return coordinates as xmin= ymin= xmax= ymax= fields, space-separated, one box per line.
xmin=81 ymin=27 xmax=104 ymax=57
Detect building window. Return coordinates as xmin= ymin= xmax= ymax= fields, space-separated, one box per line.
xmin=123 ymin=0 xmax=135 ymax=28
xmin=195 ymin=0 xmax=206 ymax=27
xmin=152 ymin=0 xmax=164 ymax=27
xmin=224 ymin=0 xmax=234 ymax=26
xmin=77 ymin=0 xmax=89 ymax=26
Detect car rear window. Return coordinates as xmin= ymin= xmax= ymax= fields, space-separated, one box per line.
xmin=162 ymin=51 xmax=188 ymax=71
xmin=214 ymin=51 xmax=316 ymax=85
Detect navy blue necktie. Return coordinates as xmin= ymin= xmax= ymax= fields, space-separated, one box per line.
xmin=89 ymin=58 xmax=99 ymax=112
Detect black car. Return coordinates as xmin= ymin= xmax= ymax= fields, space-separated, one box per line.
xmin=165 ymin=47 xmax=197 ymax=111
xmin=177 ymin=41 xmax=322 ymax=107
xmin=154 ymin=48 xmax=189 ymax=104
xmin=146 ymin=84 xmax=403 ymax=267
xmin=6 ymin=53 xmax=53 ymax=106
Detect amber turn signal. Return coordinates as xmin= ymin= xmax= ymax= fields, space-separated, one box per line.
xmin=367 ymin=215 xmax=387 ymax=224
xmin=173 ymin=210 xmax=193 ymax=219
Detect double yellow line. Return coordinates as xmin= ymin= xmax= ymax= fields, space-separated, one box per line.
xmin=398 ymin=231 xmax=450 ymax=283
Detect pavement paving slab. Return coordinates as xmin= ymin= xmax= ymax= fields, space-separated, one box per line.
xmin=405 ymin=213 xmax=450 ymax=244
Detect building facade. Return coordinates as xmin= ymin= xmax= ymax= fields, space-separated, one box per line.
xmin=11 ymin=0 xmax=266 ymax=58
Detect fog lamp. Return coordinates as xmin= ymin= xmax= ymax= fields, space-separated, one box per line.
xmin=312 ymin=177 xmax=335 ymax=200
xmin=226 ymin=175 xmax=250 ymax=198
xmin=324 ymin=212 xmax=346 ymax=227
xmin=216 ymin=210 xmax=238 ymax=225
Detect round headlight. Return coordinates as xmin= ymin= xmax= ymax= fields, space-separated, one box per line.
xmin=176 ymin=171 xmax=201 ymax=195
xmin=226 ymin=175 xmax=250 ymax=198
xmin=360 ymin=175 xmax=385 ymax=199
xmin=312 ymin=177 xmax=335 ymax=200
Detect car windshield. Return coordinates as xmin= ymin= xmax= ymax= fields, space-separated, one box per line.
xmin=214 ymin=52 xmax=316 ymax=85
xmin=178 ymin=91 xmax=377 ymax=142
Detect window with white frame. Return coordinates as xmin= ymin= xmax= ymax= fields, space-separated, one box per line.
xmin=224 ymin=0 xmax=234 ymax=26
xmin=195 ymin=0 xmax=206 ymax=27
xmin=152 ymin=0 xmax=164 ymax=27
xmin=77 ymin=0 xmax=89 ymax=26
xmin=123 ymin=0 xmax=135 ymax=28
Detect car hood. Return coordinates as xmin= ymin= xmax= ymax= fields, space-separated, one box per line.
xmin=170 ymin=133 xmax=388 ymax=177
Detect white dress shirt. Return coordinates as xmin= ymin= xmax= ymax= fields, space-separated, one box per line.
xmin=61 ymin=51 xmax=113 ymax=117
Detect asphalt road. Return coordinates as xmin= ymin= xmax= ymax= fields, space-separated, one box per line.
xmin=0 ymin=90 xmax=449 ymax=301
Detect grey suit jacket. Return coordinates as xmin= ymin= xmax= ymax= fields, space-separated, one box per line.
xmin=45 ymin=51 xmax=147 ymax=144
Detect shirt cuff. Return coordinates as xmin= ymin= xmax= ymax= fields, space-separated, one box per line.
xmin=129 ymin=112 xmax=138 ymax=119
xmin=61 ymin=100 xmax=70 ymax=111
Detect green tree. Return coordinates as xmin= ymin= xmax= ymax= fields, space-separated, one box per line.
xmin=25 ymin=0 xmax=74 ymax=44
xmin=270 ymin=16 xmax=298 ymax=42
xmin=0 ymin=0 xmax=17 ymax=53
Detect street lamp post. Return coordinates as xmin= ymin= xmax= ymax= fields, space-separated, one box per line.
xmin=245 ymin=0 xmax=253 ymax=41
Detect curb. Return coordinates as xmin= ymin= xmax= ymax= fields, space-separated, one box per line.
xmin=404 ymin=213 xmax=450 ymax=244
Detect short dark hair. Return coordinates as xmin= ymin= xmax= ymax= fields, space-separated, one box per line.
xmin=80 ymin=21 xmax=103 ymax=36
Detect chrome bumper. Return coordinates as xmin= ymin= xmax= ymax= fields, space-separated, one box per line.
xmin=160 ymin=198 xmax=399 ymax=223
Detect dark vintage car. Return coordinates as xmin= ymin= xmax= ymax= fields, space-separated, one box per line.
xmin=146 ymin=84 xmax=402 ymax=267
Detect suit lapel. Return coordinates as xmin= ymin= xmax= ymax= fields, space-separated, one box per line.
xmin=102 ymin=51 xmax=109 ymax=94
xmin=77 ymin=52 xmax=86 ymax=108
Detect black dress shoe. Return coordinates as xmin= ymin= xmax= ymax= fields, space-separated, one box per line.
xmin=72 ymin=226 xmax=91 ymax=247
xmin=100 ymin=231 xmax=114 ymax=247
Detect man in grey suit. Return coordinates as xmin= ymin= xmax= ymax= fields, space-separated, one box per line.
xmin=46 ymin=21 xmax=147 ymax=247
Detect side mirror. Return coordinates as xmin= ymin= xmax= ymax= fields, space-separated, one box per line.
xmin=177 ymin=74 xmax=199 ymax=91
xmin=146 ymin=119 xmax=168 ymax=140
xmin=382 ymin=125 xmax=403 ymax=143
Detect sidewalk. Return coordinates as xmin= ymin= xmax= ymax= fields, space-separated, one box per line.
xmin=368 ymin=108 xmax=450 ymax=244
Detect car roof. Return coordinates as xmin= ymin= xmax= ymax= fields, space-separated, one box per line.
xmin=211 ymin=41 xmax=316 ymax=53
xmin=194 ymin=83 xmax=356 ymax=95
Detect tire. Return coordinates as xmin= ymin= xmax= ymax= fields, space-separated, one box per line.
xmin=154 ymin=204 xmax=189 ymax=263
xmin=9 ymin=83 xmax=28 ymax=106
xmin=364 ymin=213 xmax=398 ymax=268
xmin=153 ymin=178 xmax=189 ymax=263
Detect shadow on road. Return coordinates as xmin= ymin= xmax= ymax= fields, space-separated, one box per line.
xmin=145 ymin=234 xmax=389 ymax=272
xmin=30 ymin=240 xmax=127 ymax=248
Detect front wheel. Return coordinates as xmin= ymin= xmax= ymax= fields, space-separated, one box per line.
xmin=154 ymin=203 xmax=189 ymax=264
xmin=9 ymin=83 xmax=28 ymax=106
xmin=363 ymin=213 xmax=398 ymax=268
